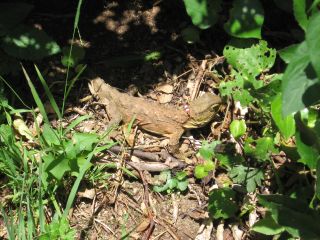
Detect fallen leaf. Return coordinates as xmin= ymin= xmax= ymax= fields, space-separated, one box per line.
xmin=157 ymin=93 xmax=173 ymax=103
xmin=13 ymin=118 xmax=33 ymax=140
xmin=78 ymin=188 xmax=96 ymax=199
xmin=156 ymin=83 xmax=174 ymax=93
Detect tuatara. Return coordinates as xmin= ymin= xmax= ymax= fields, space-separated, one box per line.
xmin=89 ymin=77 xmax=221 ymax=151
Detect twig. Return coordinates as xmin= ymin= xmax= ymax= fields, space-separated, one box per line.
xmin=190 ymin=60 xmax=207 ymax=101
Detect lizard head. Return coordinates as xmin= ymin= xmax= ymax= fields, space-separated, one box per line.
xmin=184 ymin=93 xmax=222 ymax=129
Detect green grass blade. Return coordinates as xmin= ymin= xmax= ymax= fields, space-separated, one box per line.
xmin=21 ymin=65 xmax=49 ymax=124
xmin=63 ymin=114 xmax=91 ymax=135
xmin=34 ymin=65 xmax=62 ymax=119
xmin=65 ymin=64 xmax=87 ymax=100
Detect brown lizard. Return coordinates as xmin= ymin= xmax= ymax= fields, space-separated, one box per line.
xmin=89 ymin=77 xmax=221 ymax=152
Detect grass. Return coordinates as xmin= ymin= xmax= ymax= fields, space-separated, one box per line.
xmin=0 ymin=0 xmax=116 ymax=238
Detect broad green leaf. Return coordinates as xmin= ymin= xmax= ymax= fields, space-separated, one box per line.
xmin=278 ymin=44 xmax=299 ymax=64
xmin=216 ymin=153 xmax=244 ymax=169
xmin=271 ymin=94 xmax=295 ymax=139
xmin=208 ymin=188 xmax=238 ymax=219
xmin=295 ymin=131 xmax=319 ymax=169
xmin=42 ymin=123 xmax=60 ymax=146
xmin=282 ymin=41 xmax=320 ymax=116
xmin=183 ymin=0 xmax=222 ymax=29
xmin=306 ymin=12 xmax=320 ymax=79
xmin=230 ymin=119 xmax=246 ymax=138
xmin=2 ymin=25 xmax=60 ymax=60
xmin=177 ymin=180 xmax=189 ymax=191
xmin=258 ymin=194 xmax=320 ymax=239
xmin=224 ymin=0 xmax=264 ymax=39
xmin=293 ymin=0 xmax=308 ymax=31
xmin=72 ymin=132 xmax=99 ymax=152
xmin=252 ymin=215 xmax=285 ymax=235
xmin=0 ymin=3 xmax=33 ymax=36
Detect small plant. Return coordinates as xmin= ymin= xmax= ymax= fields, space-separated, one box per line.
xmin=153 ymin=170 xmax=188 ymax=193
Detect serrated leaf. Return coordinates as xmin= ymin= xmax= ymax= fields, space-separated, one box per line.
xmin=183 ymin=0 xmax=222 ymax=29
xmin=198 ymin=141 xmax=219 ymax=160
xmin=224 ymin=0 xmax=264 ymax=39
xmin=2 ymin=25 xmax=60 ymax=60
xmin=194 ymin=165 xmax=208 ymax=179
xmin=271 ymin=94 xmax=295 ymax=140
xmin=229 ymin=165 xmax=264 ymax=192
xmin=0 ymin=3 xmax=33 ymax=36
xmin=244 ymin=137 xmax=277 ymax=162
xmin=252 ymin=215 xmax=285 ymax=235
xmin=282 ymin=41 xmax=320 ymax=116
xmin=230 ymin=119 xmax=246 ymax=138
xmin=208 ymin=188 xmax=238 ymax=219
xmin=306 ymin=12 xmax=320 ymax=79
xmin=293 ymin=0 xmax=308 ymax=32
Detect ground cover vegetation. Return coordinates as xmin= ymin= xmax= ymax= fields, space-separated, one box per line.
xmin=0 ymin=0 xmax=320 ymax=239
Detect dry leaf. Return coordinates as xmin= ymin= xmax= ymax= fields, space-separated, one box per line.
xmin=135 ymin=218 xmax=150 ymax=232
xmin=13 ymin=118 xmax=33 ymax=140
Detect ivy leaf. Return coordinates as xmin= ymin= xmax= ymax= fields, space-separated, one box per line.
xmin=229 ymin=165 xmax=264 ymax=193
xmin=2 ymin=25 xmax=60 ymax=60
xmin=230 ymin=119 xmax=246 ymax=138
xmin=208 ymin=188 xmax=238 ymax=219
xmin=224 ymin=0 xmax=264 ymax=39
xmin=271 ymin=94 xmax=296 ymax=140
xmin=183 ymin=0 xmax=222 ymax=29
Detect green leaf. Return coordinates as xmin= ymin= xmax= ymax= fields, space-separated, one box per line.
xmin=183 ymin=0 xmax=222 ymax=29
xmin=177 ymin=180 xmax=189 ymax=192
xmin=72 ymin=132 xmax=99 ymax=152
xmin=293 ymin=0 xmax=308 ymax=31
xmin=224 ymin=40 xmax=276 ymax=80
xmin=2 ymin=25 xmax=60 ymax=60
xmin=244 ymin=137 xmax=277 ymax=162
xmin=42 ymin=123 xmax=60 ymax=146
xmin=22 ymin=66 xmax=49 ymax=124
xmin=0 ymin=3 xmax=33 ymax=36
xmin=208 ymin=188 xmax=238 ymax=219
xmin=198 ymin=141 xmax=219 ymax=161
xmin=271 ymin=94 xmax=295 ymax=139
xmin=0 ymin=50 xmax=20 ymax=75
xmin=306 ymin=12 xmax=320 ymax=79
xmin=258 ymin=194 xmax=320 ymax=239
xmin=278 ymin=44 xmax=299 ymax=64
xmin=229 ymin=165 xmax=264 ymax=192
xmin=282 ymin=41 xmax=320 ymax=116
xmin=194 ymin=160 xmax=214 ymax=179
xmin=230 ymin=119 xmax=246 ymax=138
xmin=224 ymin=0 xmax=264 ymax=39
xmin=252 ymin=214 xmax=285 ymax=235
xmin=295 ymin=131 xmax=319 ymax=169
